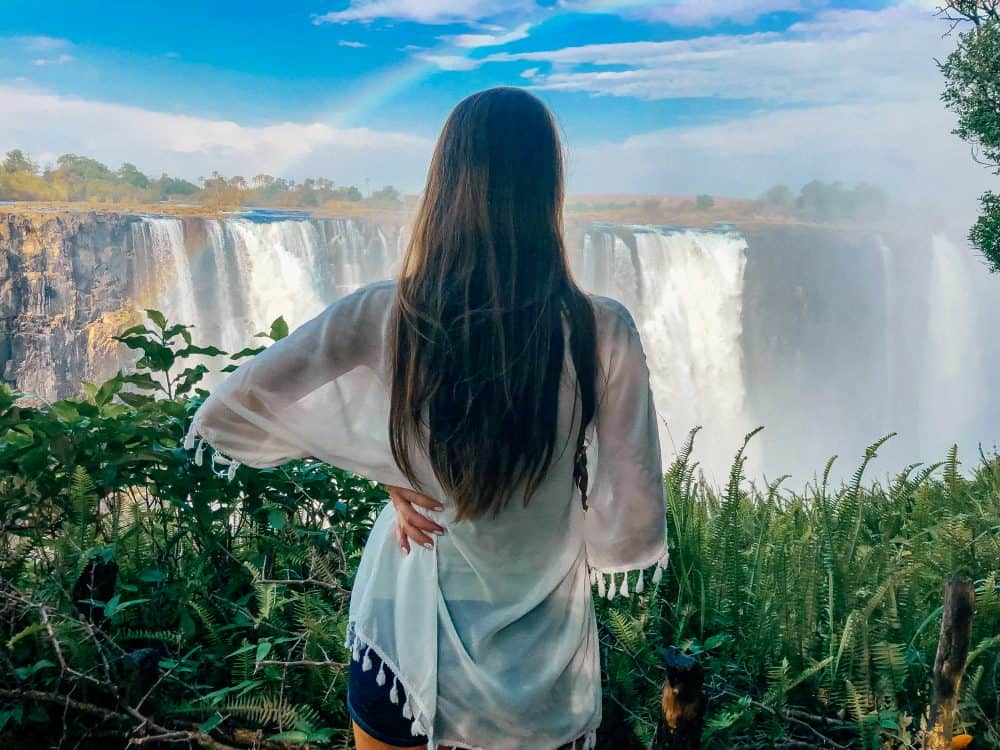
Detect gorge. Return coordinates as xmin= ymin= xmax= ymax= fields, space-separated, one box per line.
xmin=1 ymin=207 xmax=997 ymax=481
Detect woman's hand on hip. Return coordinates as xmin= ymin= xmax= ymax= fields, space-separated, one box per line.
xmin=387 ymin=485 xmax=444 ymax=553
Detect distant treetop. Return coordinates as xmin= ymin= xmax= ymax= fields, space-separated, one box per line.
xmin=0 ymin=148 xmax=381 ymax=210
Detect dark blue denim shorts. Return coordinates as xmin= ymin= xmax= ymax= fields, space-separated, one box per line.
xmin=347 ymin=650 xmax=428 ymax=747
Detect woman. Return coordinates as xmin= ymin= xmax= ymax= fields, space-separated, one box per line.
xmin=186 ymin=87 xmax=667 ymax=750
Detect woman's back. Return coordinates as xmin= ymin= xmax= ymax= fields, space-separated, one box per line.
xmin=186 ymin=87 xmax=667 ymax=750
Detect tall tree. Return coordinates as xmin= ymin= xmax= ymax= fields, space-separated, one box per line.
xmin=2 ymin=149 xmax=38 ymax=174
xmin=939 ymin=1 xmax=1000 ymax=271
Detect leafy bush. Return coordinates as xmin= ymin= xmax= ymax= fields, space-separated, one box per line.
xmin=0 ymin=313 xmax=997 ymax=749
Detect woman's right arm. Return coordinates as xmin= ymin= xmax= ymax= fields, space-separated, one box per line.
xmin=584 ymin=298 xmax=668 ymax=578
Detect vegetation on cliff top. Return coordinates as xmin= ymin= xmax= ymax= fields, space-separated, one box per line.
xmin=0 ymin=311 xmax=997 ymax=749
xmin=0 ymin=149 xmax=404 ymax=212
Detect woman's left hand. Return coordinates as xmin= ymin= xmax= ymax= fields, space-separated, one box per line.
xmin=387 ymin=485 xmax=444 ymax=553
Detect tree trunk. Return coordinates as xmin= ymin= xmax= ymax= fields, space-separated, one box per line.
xmin=926 ymin=576 xmax=975 ymax=750
xmin=652 ymin=647 xmax=705 ymax=750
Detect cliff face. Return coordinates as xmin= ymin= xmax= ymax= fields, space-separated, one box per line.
xmin=0 ymin=211 xmax=139 ymax=401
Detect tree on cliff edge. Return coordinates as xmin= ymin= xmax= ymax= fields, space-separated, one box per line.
xmin=939 ymin=1 xmax=1000 ymax=272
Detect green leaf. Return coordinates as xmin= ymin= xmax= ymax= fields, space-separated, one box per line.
xmin=199 ymin=714 xmax=223 ymax=733
xmin=13 ymin=659 xmax=55 ymax=681
xmin=256 ymin=316 xmax=288 ymax=341
xmin=94 ymin=377 xmax=124 ymax=407
xmin=103 ymin=594 xmax=121 ymax=619
xmin=138 ymin=568 xmax=166 ymax=583
xmin=0 ymin=704 xmax=24 ymax=731
xmin=267 ymin=510 xmax=286 ymax=531
xmin=121 ymin=372 xmax=163 ymax=391
xmin=118 ymin=324 xmax=152 ymax=338
xmin=255 ymin=640 xmax=272 ymax=662
xmin=50 ymin=401 xmax=80 ymax=422
xmin=177 ymin=345 xmax=226 ymax=358
xmin=229 ymin=346 xmax=266 ymax=360
xmin=145 ymin=309 xmax=167 ymax=330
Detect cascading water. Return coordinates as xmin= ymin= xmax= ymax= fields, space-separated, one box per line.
xmin=131 ymin=218 xmax=200 ymax=332
xmin=133 ymin=214 xmax=405 ymax=357
xmin=128 ymin=214 xmax=999 ymax=481
xmin=575 ymin=228 xmax=751 ymax=479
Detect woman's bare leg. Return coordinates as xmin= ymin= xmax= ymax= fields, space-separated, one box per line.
xmin=352 ymin=721 xmax=446 ymax=750
xmin=352 ymin=720 xmax=584 ymax=749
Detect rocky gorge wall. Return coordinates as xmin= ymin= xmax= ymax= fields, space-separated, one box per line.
xmin=0 ymin=211 xmax=141 ymax=400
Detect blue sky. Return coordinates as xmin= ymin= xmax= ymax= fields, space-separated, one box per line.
xmin=0 ymin=0 xmax=986 ymax=199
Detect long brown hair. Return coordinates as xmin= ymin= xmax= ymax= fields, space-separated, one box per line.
xmin=389 ymin=87 xmax=597 ymax=521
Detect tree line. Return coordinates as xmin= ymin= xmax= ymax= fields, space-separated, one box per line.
xmin=754 ymin=181 xmax=890 ymax=222
xmin=0 ymin=149 xmax=403 ymax=210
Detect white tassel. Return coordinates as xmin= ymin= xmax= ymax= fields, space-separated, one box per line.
xmin=352 ymin=639 xmax=361 ymax=662
xmin=606 ymin=573 xmax=616 ymax=600
xmin=194 ymin=440 xmax=205 ymax=466
xmin=620 ymin=573 xmax=630 ymax=598
xmin=410 ymin=719 xmax=422 ymax=736
xmin=652 ymin=563 xmax=664 ymax=585
xmin=376 ymin=661 xmax=386 ymax=686
xmin=362 ymin=646 xmax=373 ymax=672
xmin=183 ymin=425 xmax=196 ymax=450
xmin=402 ymin=700 xmax=412 ymax=720
xmin=636 ymin=570 xmax=645 ymax=594
xmin=389 ymin=676 xmax=399 ymax=705
xmin=596 ymin=572 xmax=606 ymax=598
xmin=227 ymin=461 xmax=239 ymax=481
xmin=589 ymin=568 xmax=597 ymax=585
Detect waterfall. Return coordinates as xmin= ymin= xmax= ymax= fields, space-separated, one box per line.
xmin=921 ymin=234 xmax=986 ymax=455
xmin=133 ymin=214 xmax=404 ymax=359
xmin=131 ymin=218 xmax=200 ymax=331
xmin=574 ymin=228 xmax=750 ymax=478
xmin=126 ymin=214 xmax=999 ymax=481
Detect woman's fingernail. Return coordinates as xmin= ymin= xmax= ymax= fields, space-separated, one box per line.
xmin=433 ymin=505 xmax=444 ymax=511
xmin=432 ymin=529 xmax=445 ymax=535
xmin=422 ymin=542 xmax=433 ymax=550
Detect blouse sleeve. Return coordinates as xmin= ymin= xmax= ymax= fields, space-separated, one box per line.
xmin=583 ymin=297 xmax=668 ymax=589
xmin=184 ymin=281 xmax=407 ymax=486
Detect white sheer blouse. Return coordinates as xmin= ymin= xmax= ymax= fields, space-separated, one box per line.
xmin=185 ymin=280 xmax=668 ymax=750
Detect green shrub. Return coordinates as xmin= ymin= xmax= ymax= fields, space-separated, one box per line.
xmin=0 ymin=313 xmax=997 ymax=749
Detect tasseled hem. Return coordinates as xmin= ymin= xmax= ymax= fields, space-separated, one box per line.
xmin=588 ymin=551 xmax=668 ymax=601
xmin=345 ymin=623 xmax=431 ymax=742
xmin=184 ymin=418 xmax=242 ymax=481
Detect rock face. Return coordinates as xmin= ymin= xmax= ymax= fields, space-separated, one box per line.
xmin=0 ymin=211 xmax=140 ymax=400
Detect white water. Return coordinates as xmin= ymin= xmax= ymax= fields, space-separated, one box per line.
xmin=131 ymin=218 xmax=200 ymax=329
xmin=574 ymin=229 xmax=750 ymax=478
xmin=130 ymin=216 xmax=999 ymax=481
xmin=921 ymin=234 xmax=987 ymax=455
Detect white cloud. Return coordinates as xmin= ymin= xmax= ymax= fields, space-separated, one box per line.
xmin=423 ymin=6 xmax=945 ymax=108
xmin=315 ymin=0 xmax=535 ymax=25
xmin=0 ymin=83 xmax=433 ymax=190
xmin=413 ymin=53 xmax=481 ymax=70
xmin=564 ymin=0 xmax=814 ymax=26
xmin=440 ymin=23 xmax=532 ymax=49
xmin=32 ymin=54 xmax=74 ymax=67
xmin=567 ymin=99 xmax=988 ymax=206
xmin=316 ymin=0 xmax=823 ymax=27
xmin=338 ymin=40 xmax=368 ymax=47
xmin=13 ymin=36 xmax=71 ymax=53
